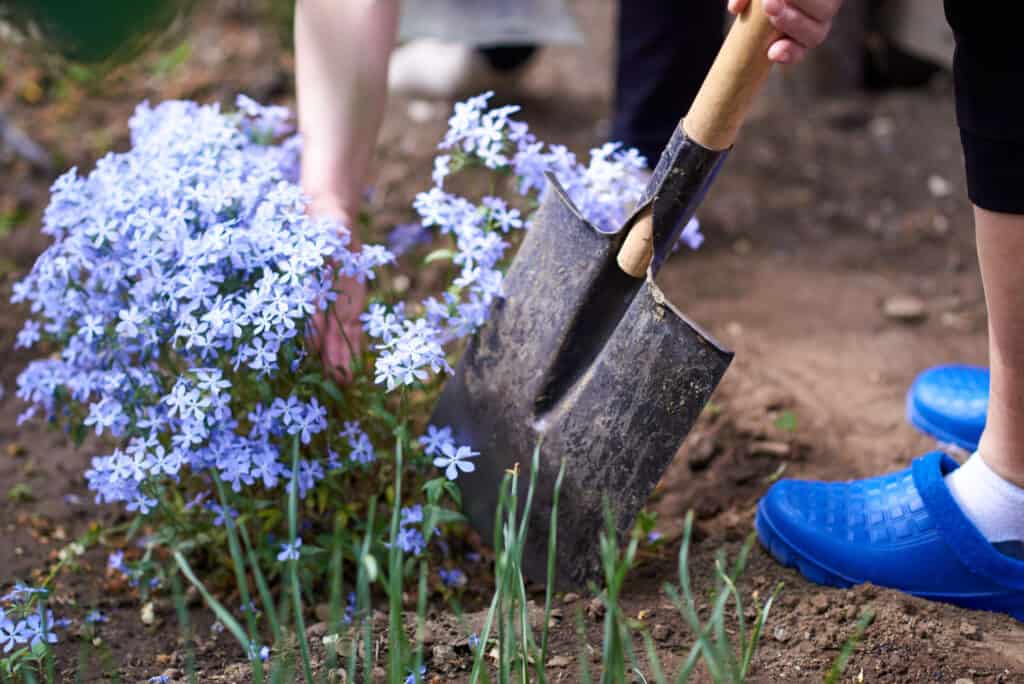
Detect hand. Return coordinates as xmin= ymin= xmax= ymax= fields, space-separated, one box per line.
xmin=728 ymin=0 xmax=842 ymax=64
xmin=307 ymin=196 xmax=367 ymax=384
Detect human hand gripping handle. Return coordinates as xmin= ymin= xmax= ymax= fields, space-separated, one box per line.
xmin=616 ymin=0 xmax=840 ymax=277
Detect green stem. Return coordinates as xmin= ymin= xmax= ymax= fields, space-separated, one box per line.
xmin=211 ymin=475 xmax=264 ymax=683
xmin=288 ymin=436 xmax=315 ymax=684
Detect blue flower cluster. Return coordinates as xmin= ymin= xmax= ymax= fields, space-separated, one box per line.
xmin=12 ymin=97 xmax=394 ymax=515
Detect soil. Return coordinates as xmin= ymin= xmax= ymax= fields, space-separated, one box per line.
xmin=3 ymin=1 xmax=1024 ymax=682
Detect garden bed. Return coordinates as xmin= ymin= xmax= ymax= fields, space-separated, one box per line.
xmin=2 ymin=1 xmax=1024 ymax=681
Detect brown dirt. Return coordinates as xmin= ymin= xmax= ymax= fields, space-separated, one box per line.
xmin=2 ymin=1 xmax=1024 ymax=682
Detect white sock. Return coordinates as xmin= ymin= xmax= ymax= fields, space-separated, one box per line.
xmin=945 ymin=452 xmax=1024 ymax=558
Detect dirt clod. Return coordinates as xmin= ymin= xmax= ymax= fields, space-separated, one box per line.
xmin=652 ymin=624 xmax=671 ymax=642
xmin=562 ymin=592 xmax=579 ymax=604
xmin=810 ymin=593 xmax=830 ymax=614
xmin=959 ymin=620 xmax=980 ymax=640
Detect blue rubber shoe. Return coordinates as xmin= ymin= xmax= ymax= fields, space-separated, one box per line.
xmin=756 ymin=452 xmax=1024 ymax=621
xmin=906 ymin=365 xmax=988 ymax=452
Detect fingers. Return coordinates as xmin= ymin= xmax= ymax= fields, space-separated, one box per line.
xmin=763 ymin=0 xmax=832 ymax=50
xmin=726 ymin=0 xmax=750 ymax=14
xmin=763 ymin=0 xmax=834 ymax=51
xmin=767 ymin=39 xmax=807 ymax=64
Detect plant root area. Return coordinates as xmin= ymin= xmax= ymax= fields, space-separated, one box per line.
xmin=2 ymin=1 xmax=1023 ymax=681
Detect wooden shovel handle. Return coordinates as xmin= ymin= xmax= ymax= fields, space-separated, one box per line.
xmin=616 ymin=0 xmax=778 ymax=278
xmin=683 ymin=0 xmax=778 ymax=151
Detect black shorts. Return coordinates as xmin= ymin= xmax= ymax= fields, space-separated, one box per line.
xmin=945 ymin=1 xmax=1024 ymax=213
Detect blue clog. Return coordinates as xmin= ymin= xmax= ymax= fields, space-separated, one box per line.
xmin=906 ymin=365 xmax=988 ymax=452
xmin=756 ymin=452 xmax=1024 ymax=621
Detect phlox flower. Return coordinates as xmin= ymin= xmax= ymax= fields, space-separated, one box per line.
xmin=433 ymin=442 xmax=479 ymax=481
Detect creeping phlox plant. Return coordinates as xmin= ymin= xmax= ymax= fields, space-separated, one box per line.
xmin=0 ymin=585 xmax=64 ymax=678
xmin=9 ymin=92 xmax=702 ymax=677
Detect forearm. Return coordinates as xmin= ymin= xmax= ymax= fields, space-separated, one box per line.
xmin=294 ymin=0 xmax=398 ymax=222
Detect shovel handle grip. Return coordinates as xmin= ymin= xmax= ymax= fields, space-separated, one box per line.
xmin=616 ymin=0 xmax=777 ymax=278
xmin=683 ymin=0 xmax=778 ymax=151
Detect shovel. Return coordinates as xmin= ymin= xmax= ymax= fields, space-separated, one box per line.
xmin=430 ymin=0 xmax=779 ymax=586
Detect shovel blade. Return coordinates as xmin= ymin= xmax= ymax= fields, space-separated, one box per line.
xmin=431 ymin=177 xmax=732 ymax=586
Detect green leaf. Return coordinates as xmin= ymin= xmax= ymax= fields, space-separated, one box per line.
xmin=774 ymin=410 xmax=798 ymax=433
xmin=6 ymin=483 xmax=34 ymax=503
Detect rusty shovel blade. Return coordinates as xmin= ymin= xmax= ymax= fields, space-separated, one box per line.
xmin=429 ymin=126 xmax=733 ymax=586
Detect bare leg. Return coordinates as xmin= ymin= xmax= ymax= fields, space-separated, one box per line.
xmin=294 ymin=0 xmax=398 ymax=381
xmin=295 ymin=0 xmax=398 ymax=222
xmin=975 ymin=206 xmax=1024 ymax=488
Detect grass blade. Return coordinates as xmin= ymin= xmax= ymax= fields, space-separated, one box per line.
xmin=170 ymin=570 xmax=198 ymax=684
xmin=539 ymin=459 xmax=566 ymax=666
xmin=174 ymin=550 xmax=252 ymax=653
xmin=824 ymin=609 xmax=875 ymax=684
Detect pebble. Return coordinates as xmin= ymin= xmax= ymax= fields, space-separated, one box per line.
xmin=928 ymin=174 xmax=952 ymax=198
xmin=883 ymin=295 xmax=926 ymax=322
xmin=954 ymin=679 xmax=975 ymax=684
xmin=432 ymin=644 xmax=455 ymax=664
xmin=810 ymin=592 xmax=830 ymax=614
xmin=562 ymin=592 xmax=579 ymax=604
xmin=587 ymin=597 xmax=605 ymax=620
xmin=652 ymin=624 xmax=671 ymax=642
xmin=547 ymin=655 xmax=572 ymax=668
xmin=750 ymin=440 xmax=791 ymax=458
xmin=773 ymin=626 xmax=790 ymax=643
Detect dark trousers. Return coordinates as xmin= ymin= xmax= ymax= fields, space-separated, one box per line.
xmin=611 ymin=0 xmax=723 ymax=165
xmin=480 ymin=2 xmax=723 ymax=168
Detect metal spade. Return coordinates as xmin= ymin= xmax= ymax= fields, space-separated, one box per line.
xmin=430 ymin=0 xmax=779 ymax=586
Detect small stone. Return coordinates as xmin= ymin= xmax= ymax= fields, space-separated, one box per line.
xmin=810 ymin=593 xmax=830 ymax=614
xmin=587 ymin=597 xmax=605 ymax=620
xmin=750 ymin=440 xmax=791 ymax=458
xmin=140 ymin=601 xmax=156 ymax=626
xmin=549 ymin=607 xmax=564 ymax=621
xmin=652 ymin=624 xmax=671 ymax=642
xmin=883 ymin=295 xmax=926 ymax=322
xmin=547 ymin=655 xmax=572 ymax=668
xmin=562 ymin=592 xmax=579 ymax=605
xmin=307 ymin=621 xmax=328 ymax=638
xmin=773 ymin=626 xmax=789 ymax=643
xmin=687 ymin=433 xmax=717 ymax=470
xmin=407 ymin=99 xmax=439 ymax=123
xmin=432 ymin=644 xmax=456 ymax=664
xmin=870 ymin=116 xmax=894 ymax=138
xmin=954 ymin=679 xmax=975 ymax=684
xmin=959 ymin=621 xmax=980 ymax=640
xmin=928 ymin=174 xmax=952 ymax=198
